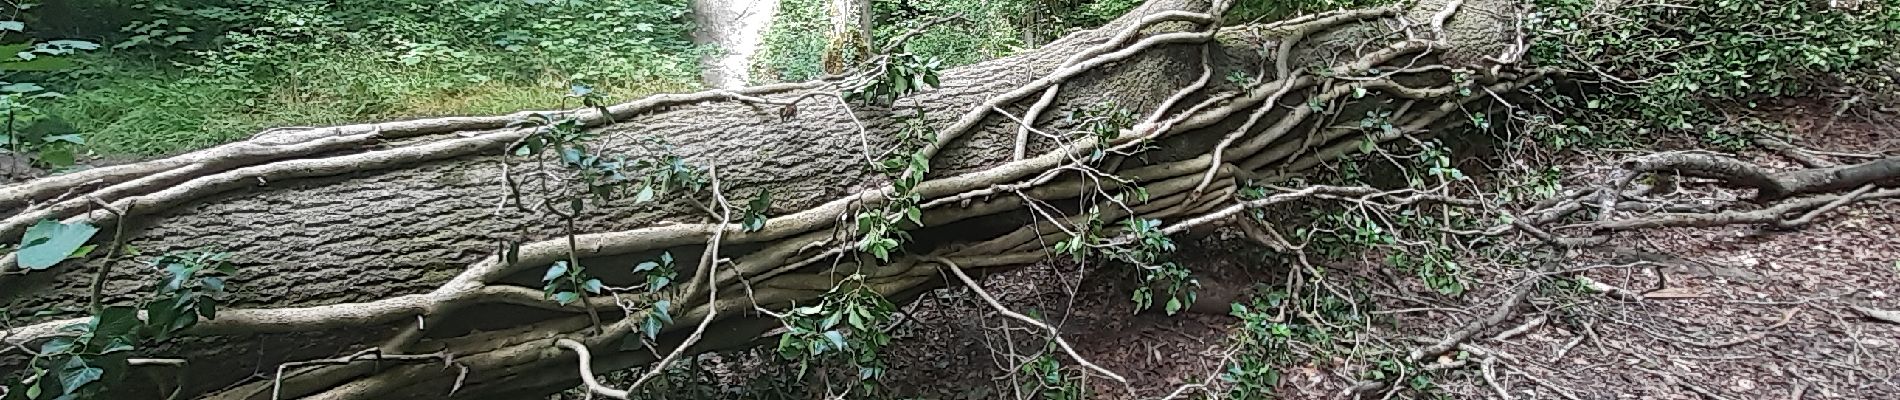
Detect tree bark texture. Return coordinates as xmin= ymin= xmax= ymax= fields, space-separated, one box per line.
xmin=693 ymin=0 xmax=783 ymax=88
xmin=0 ymin=0 xmax=1534 ymax=398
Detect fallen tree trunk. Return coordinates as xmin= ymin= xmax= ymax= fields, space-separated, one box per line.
xmin=0 ymin=0 xmax=1536 ymax=398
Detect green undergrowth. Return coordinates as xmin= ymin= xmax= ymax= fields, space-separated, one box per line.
xmin=1225 ymin=275 xmax=1463 ymax=399
xmin=18 ymin=0 xmax=705 ymax=157
xmin=1527 ymin=0 xmax=1900 ymax=148
xmin=751 ymin=0 xmax=1400 ymax=83
xmin=755 ymin=0 xmax=1037 ymax=83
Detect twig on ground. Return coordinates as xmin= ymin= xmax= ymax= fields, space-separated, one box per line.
xmin=1549 ymin=329 xmax=1588 ymax=363
xmin=1490 ymin=315 xmax=1546 ymax=342
xmin=929 ymin=256 xmax=1128 ymax=384
xmin=1755 ymin=136 xmax=1836 ymax=168
xmin=1639 ymin=367 xmax=1741 ymax=400
xmin=1575 ymin=276 xmax=1642 ymax=301
xmin=1481 ymin=357 xmax=1512 ymax=400
xmin=1696 ymin=308 xmax=1800 ymax=348
xmin=1777 ymin=184 xmax=1875 ymax=228
xmin=1410 ymin=269 xmax=1538 ymax=362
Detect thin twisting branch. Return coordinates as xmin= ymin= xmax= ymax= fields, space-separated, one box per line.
xmin=617 ymin=166 xmax=732 ymax=393
xmin=554 ymin=339 xmax=629 ymax=399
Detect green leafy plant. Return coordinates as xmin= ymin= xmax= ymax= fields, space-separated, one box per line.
xmin=1051 ymin=208 xmax=1105 ymax=262
xmin=853 ymin=111 xmax=935 ymax=261
xmin=8 ymin=307 xmax=140 ymax=400
xmin=540 ymin=260 xmax=602 ymax=306
xmin=508 ymin=109 xmax=708 ymax=338
xmin=741 ymin=189 xmax=774 ymax=232
xmin=844 ymin=51 xmax=943 ymax=105
xmin=142 ymin=250 xmax=236 ymax=340
xmin=39 ymin=0 xmax=702 ymax=156
xmin=628 ymin=253 xmax=678 ymax=343
xmin=1113 ymin=218 xmax=1196 ymax=315
xmin=509 ymin=112 xmax=708 ymax=206
xmin=1224 ymin=283 xmax=1384 ymax=399
xmin=1067 ymin=101 xmax=1136 ymax=161
xmin=773 ymin=274 xmax=897 ymax=395
xmin=1 ymin=19 xmax=95 ymax=171
xmin=3 ymin=249 xmax=235 ymax=399
xmin=1226 ymin=70 xmax=1256 ymax=88
xmin=1528 ymin=0 xmax=1900 ymax=136
xmin=1017 ymin=343 xmax=1086 ymax=400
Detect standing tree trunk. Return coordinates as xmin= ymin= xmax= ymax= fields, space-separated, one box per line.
xmin=693 ymin=0 xmax=784 ymax=88
xmin=0 ymin=0 xmax=1534 ymax=398
xmin=820 ymin=0 xmax=875 ymax=74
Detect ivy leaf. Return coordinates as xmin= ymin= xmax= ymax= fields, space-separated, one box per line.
xmin=847 ymin=309 xmax=866 ymax=331
xmin=39 ymin=337 xmax=75 ymax=355
xmin=820 ymin=311 xmax=842 ymax=330
xmin=652 ymin=300 xmax=673 ymax=324
xmin=634 ymin=185 xmax=655 ymax=203
xmin=542 ymin=261 xmax=569 ymax=283
xmin=18 ymin=219 xmax=100 ymax=270
xmin=143 ymin=298 xmax=180 ymax=340
xmin=90 ymin=306 xmax=141 ymax=343
xmin=641 ymin=315 xmax=663 ymax=339
xmin=822 ymin=330 xmax=848 ymax=351
xmin=57 ymin=357 xmax=103 ymax=395
xmin=552 ymin=291 xmax=579 ymax=306
xmin=741 ymin=189 xmax=772 ymax=232
xmin=196 ymin=299 xmax=217 ymax=320
xmin=581 ymin=279 xmax=603 ymax=294
xmin=1164 ymin=297 xmax=1183 ymax=315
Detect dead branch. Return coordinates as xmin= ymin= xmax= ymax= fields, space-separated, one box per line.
xmin=1852 ymin=305 xmax=1900 ymax=324
xmin=1410 ymin=270 xmax=1537 ymax=362
xmin=1614 ymin=152 xmax=1900 ymax=202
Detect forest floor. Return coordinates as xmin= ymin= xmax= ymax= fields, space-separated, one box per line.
xmin=848 ymin=98 xmax=1900 ymax=400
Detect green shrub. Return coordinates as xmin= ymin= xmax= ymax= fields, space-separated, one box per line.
xmin=29 ymin=0 xmax=705 ymax=156
xmin=1530 ymin=0 xmax=1900 ymax=133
